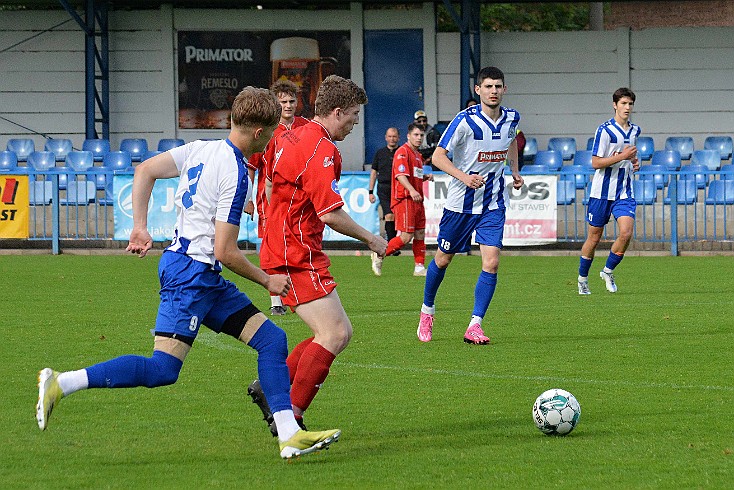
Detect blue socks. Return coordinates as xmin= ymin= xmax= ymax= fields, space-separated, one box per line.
xmin=472 ymin=271 xmax=497 ymax=318
xmin=86 ymin=350 xmax=183 ymax=389
xmin=247 ymin=319 xmax=292 ymax=414
xmin=579 ymin=256 xmax=593 ymax=278
xmin=423 ymin=260 xmax=447 ymax=308
xmin=605 ymin=251 xmax=624 ymax=271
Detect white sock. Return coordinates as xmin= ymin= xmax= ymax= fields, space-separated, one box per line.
xmin=273 ymin=410 xmax=301 ymax=442
xmin=470 ymin=315 xmax=483 ymax=327
xmin=270 ymin=295 xmax=283 ymax=308
xmin=421 ymin=304 xmax=435 ymax=315
xmin=578 ymin=275 xmax=588 ymax=282
xmin=57 ymin=369 xmax=89 ymax=396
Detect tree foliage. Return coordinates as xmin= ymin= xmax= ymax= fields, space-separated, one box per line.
xmin=437 ymin=2 xmax=594 ymax=32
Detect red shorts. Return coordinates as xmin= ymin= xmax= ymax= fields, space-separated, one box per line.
xmin=393 ymin=198 xmax=426 ymax=233
xmin=264 ymin=266 xmax=337 ymax=307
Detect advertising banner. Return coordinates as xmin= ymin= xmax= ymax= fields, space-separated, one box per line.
xmin=178 ymin=31 xmax=350 ymax=129
xmin=423 ymin=174 xmax=558 ymax=246
xmin=0 ymin=175 xmax=29 ymax=238
xmin=112 ymin=175 xmax=258 ymax=243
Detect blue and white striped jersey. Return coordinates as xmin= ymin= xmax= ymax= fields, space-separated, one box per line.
xmin=166 ymin=139 xmax=249 ymax=269
xmin=589 ymin=118 xmax=641 ymax=201
xmin=438 ymin=105 xmax=520 ymax=214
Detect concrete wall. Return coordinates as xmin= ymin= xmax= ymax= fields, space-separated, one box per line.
xmin=2 ymin=5 xmax=733 ymax=169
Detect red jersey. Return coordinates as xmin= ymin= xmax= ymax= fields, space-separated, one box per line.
xmin=260 ymin=120 xmax=344 ymax=271
xmin=248 ymin=116 xmax=309 ymax=237
xmin=391 ymin=142 xmax=424 ymax=209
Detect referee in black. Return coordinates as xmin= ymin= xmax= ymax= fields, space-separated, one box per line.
xmin=369 ymin=127 xmax=400 ymax=245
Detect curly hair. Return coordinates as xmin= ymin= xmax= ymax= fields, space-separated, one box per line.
xmin=314 ymin=75 xmax=367 ymax=117
xmin=230 ymin=87 xmax=281 ymax=128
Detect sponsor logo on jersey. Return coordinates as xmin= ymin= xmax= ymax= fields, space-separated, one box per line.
xmin=398 ymin=164 xmax=406 ymax=172
xmin=478 ymin=150 xmax=508 ymax=163
xmin=323 ymin=156 xmax=334 ymax=167
xmin=331 ymin=179 xmax=340 ymax=195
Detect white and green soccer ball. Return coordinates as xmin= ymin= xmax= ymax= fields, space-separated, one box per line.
xmin=532 ymin=388 xmax=581 ymax=436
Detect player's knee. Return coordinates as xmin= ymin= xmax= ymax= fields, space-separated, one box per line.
xmin=146 ymin=350 xmax=183 ymax=387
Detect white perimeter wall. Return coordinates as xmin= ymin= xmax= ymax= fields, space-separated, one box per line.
xmin=2 ymin=5 xmax=733 ymax=168
xmin=437 ymin=27 xmax=734 ymax=153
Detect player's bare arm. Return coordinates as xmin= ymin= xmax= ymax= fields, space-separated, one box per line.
xmin=126 ymin=152 xmax=179 ymax=258
xmin=214 ymin=220 xmax=291 ymax=296
xmin=432 ymin=146 xmax=485 ymax=189
xmin=591 ymin=145 xmax=637 ymax=169
xmin=506 ymin=138 xmax=523 ymax=190
xmin=243 ymin=167 xmax=256 ymax=216
xmin=396 ymin=175 xmax=422 ymax=203
xmin=368 ymin=169 xmax=378 ymax=203
xmin=320 ymin=207 xmax=388 ymax=257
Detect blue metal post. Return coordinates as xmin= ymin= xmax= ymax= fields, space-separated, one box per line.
xmin=669 ymin=174 xmax=678 ymax=256
xmin=51 ymin=173 xmax=60 ymax=255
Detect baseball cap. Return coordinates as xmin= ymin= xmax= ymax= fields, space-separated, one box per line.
xmin=414 ymin=110 xmax=427 ymax=120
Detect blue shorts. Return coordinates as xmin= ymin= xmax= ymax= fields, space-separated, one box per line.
xmin=586 ymin=197 xmax=637 ymax=227
xmin=155 ymin=251 xmax=252 ymax=339
xmin=436 ymin=208 xmax=505 ymax=254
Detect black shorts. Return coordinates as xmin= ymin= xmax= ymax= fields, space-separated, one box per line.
xmin=377 ymin=185 xmax=392 ymax=215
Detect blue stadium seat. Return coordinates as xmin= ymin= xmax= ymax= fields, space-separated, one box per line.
xmin=573 ymin=150 xmax=593 ymax=168
xmin=29 ymin=181 xmax=53 ymax=205
xmin=560 ymin=164 xmax=588 ymax=189
xmin=664 ymin=178 xmax=698 ymax=204
xmin=548 ymin=137 xmax=576 ymax=161
xmin=703 ymin=135 xmax=733 ymax=161
xmin=680 ymin=163 xmax=709 ymax=189
xmin=557 ymin=179 xmax=576 ymax=205
xmin=636 ymin=136 xmax=655 ymax=161
xmin=65 ymin=151 xmax=94 ymax=172
xmin=586 ymin=136 xmax=594 ymax=151
xmin=44 ymin=139 xmax=73 ymax=162
xmin=120 ymin=138 xmax=149 ymax=162
xmin=705 ymin=180 xmax=734 ymax=205
xmin=103 ymin=151 xmax=133 ymax=171
xmin=720 ymin=164 xmax=734 ymax=180
xmin=532 ymin=150 xmax=562 ymax=171
xmin=157 ymin=138 xmax=185 ymax=152
xmin=520 ymin=164 xmax=551 ymax=175
xmin=632 ymin=179 xmax=657 ymax=204
xmin=82 ymin=138 xmax=111 ymax=162
xmin=664 ymin=136 xmax=694 ymax=160
xmin=27 ymin=151 xmax=56 ymax=173
xmin=0 ymin=150 xmax=19 ymax=171
xmin=651 ymin=150 xmax=681 ymax=171
xmin=637 ymin=163 xmax=669 ymax=189
xmin=142 ymin=150 xmax=162 ymax=161
xmin=61 ymin=181 xmax=97 ymax=206
xmin=6 ymin=138 xmax=35 ymax=161
xmin=690 ymin=149 xmax=721 ymax=171
xmin=523 ymin=137 xmax=537 ymax=162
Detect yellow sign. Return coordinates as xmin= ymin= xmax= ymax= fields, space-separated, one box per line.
xmin=0 ymin=175 xmax=29 ymax=238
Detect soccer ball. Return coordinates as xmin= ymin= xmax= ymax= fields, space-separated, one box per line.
xmin=532 ymin=388 xmax=581 ymax=436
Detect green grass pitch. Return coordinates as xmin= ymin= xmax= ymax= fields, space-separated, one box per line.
xmin=1 ymin=253 xmax=732 ymax=488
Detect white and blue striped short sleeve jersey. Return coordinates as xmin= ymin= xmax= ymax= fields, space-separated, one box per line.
xmin=590 ymin=118 xmax=641 ymax=201
xmin=438 ymin=105 xmax=520 ymax=214
xmin=166 ymin=139 xmax=249 ymax=269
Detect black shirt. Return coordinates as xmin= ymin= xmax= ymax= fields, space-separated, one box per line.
xmin=371 ymin=146 xmax=397 ymax=188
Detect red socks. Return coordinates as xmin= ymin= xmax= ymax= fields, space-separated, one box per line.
xmin=412 ymin=239 xmax=425 ymax=266
xmin=385 ymin=236 xmax=405 ymax=257
xmin=286 ymin=337 xmax=314 ymax=384
xmin=289 ymin=341 xmax=336 ymax=412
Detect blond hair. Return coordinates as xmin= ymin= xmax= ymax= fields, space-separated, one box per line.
xmin=230 ymin=86 xmax=281 ymax=128
xmin=314 ymin=75 xmax=367 ymax=117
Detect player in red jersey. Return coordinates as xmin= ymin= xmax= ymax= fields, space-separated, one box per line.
xmin=371 ymin=123 xmax=431 ymax=277
xmin=248 ymin=76 xmax=387 ymax=434
xmin=246 ymin=80 xmax=310 ymax=316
